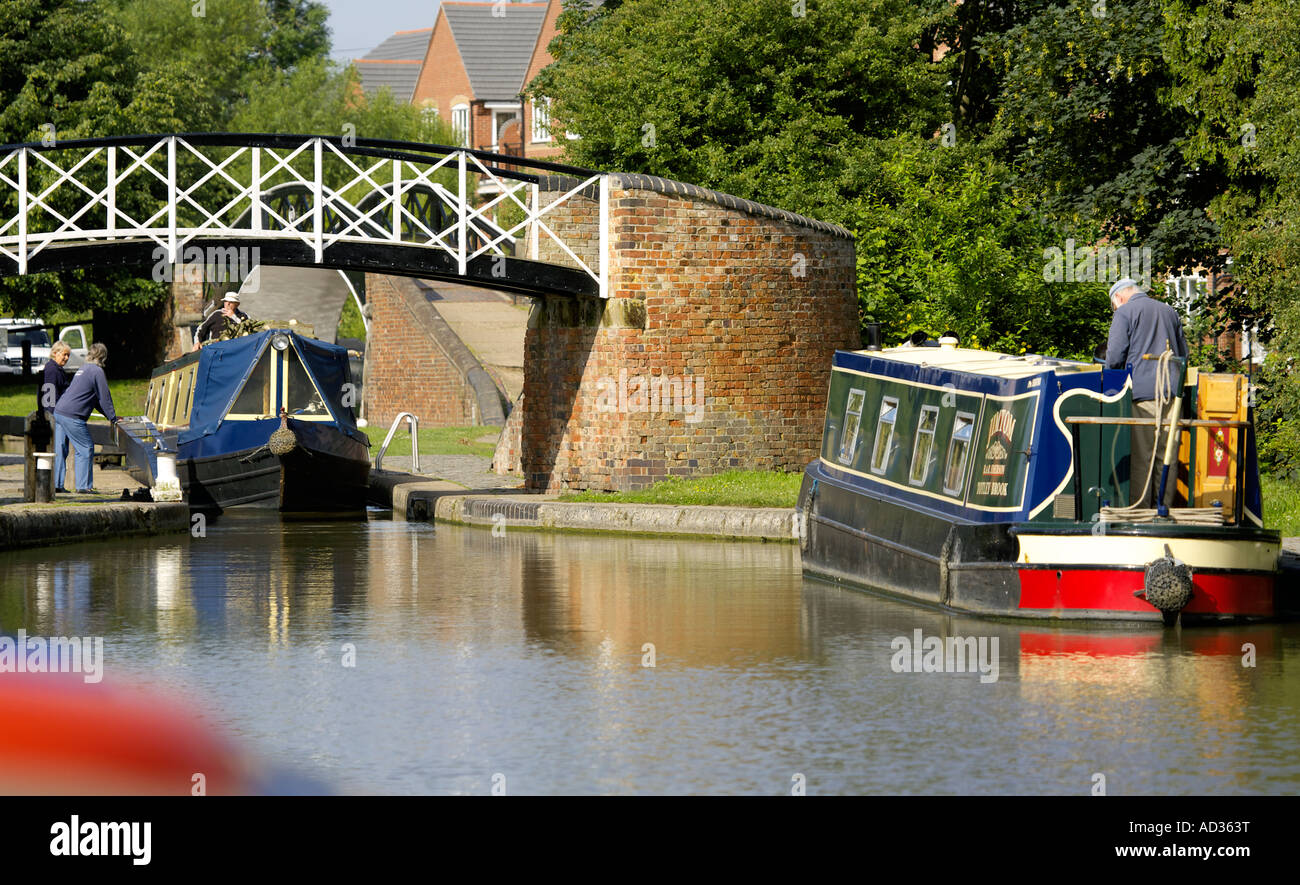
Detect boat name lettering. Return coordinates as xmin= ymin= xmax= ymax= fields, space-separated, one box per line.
xmin=981 ymin=409 xmax=1017 ymax=487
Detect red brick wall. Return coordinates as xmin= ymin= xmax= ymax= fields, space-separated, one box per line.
xmin=411 ymin=9 xmax=472 ymax=129
xmin=521 ymin=180 xmax=858 ymax=491
xmin=363 ymin=273 xmax=479 ymax=428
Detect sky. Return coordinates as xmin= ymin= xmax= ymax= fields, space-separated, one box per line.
xmin=316 ymin=0 xmax=442 ymax=62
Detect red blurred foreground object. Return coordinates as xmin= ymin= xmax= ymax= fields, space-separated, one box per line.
xmin=0 ymin=674 xmax=253 ymax=795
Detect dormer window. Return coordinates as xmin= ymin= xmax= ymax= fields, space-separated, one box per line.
xmin=943 ymin=412 xmax=975 ymax=496
xmin=909 ymin=406 xmax=939 ymax=485
xmin=871 ymin=397 xmax=898 ymax=475
xmin=837 ymin=388 xmax=865 ymax=464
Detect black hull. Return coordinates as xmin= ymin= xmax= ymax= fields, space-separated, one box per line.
xmin=181 ymin=434 xmax=369 ymax=513
xmin=798 ymin=465 xmax=1022 ymax=617
xmin=797 ymin=463 xmax=1286 ymax=624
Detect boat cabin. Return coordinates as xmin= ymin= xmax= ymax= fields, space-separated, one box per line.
xmin=143 ymin=329 xmax=364 ymax=450
xmin=816 ymin=343 xmax=1262 ymax=527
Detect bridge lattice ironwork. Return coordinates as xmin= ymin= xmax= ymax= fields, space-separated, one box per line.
xmin=0 ymin=133 xmax=608 ymax=297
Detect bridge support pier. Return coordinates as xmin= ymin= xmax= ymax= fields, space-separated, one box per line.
xmin=521 ymin=173 xmax=858 ymax=492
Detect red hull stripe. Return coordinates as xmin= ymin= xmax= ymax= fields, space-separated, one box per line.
xmin=1017 ymin=568 xmax=1274 ymax=616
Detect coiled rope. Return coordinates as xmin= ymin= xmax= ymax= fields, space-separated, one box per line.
xmin=1097 ymin=349 xmax=1225 ymax=525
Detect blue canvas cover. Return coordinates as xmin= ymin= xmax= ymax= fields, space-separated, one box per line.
xmin=290 ymin=332 xmax=357 ymax=431
xmin=179 ymin=329 xmax=364 ymax=446
xmin=182 ymin=331 xmax=272 ymax=442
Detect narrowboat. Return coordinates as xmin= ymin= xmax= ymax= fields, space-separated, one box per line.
xmin=121 ymin=329 xmax=370 ymax=512
xmin=797 ymin=334 xmax=1291 ymax=624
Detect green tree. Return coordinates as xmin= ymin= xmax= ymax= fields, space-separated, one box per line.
xmin=1163 ymin=0 xmax=1300 ymax=471
xmin=0 ymin=0 xmax=200 ymax=318
xmin=855 ymin=137 xmax=1109 ymax=356
xmin=977 ymin=0 xmax=1221 ymax=271
xmin=533 ymin=0 xmax=951 ymax=219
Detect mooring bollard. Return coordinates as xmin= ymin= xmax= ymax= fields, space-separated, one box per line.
xmin=23 ymin=411 xmax=53 ymax=503
xmin=153 ymin=451 xmax=183 ymax=502
xmin=34 ymin=452 xmax=54 ymax=503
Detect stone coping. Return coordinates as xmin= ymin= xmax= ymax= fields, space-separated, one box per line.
xmin=535 ymin=172 xmax=853 ymax=240
xmin=367 ymin=472 xmax=795 ymax=541
xmin=0 ymin=501 xmax=189 ymax=551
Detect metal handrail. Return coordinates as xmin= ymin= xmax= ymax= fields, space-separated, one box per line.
xmin=374 ymin=412 xmax=418 ymax=473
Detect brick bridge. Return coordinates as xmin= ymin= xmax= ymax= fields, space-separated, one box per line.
xmin=366 ymin=173 xmax=858 ymax=492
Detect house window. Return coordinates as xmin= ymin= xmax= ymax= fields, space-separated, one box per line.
xmin=837 ymin=388 xmax=865 ymax=465
xmin=451 ymin=104 xmax=470 ymax=148
xmin=943 ymin=412 xmax=975 ymax=496
xmin=870 ymin=397 xmax=899 ymax=475
xmin=909 ymin=406 xmax=939 ymax=486
xmin=531 ymin=98 xmax=552 ymax=143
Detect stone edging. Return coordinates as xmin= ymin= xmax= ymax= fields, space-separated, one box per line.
xmin=535 ymin=173 xmax=853 ymax=240
xmin=366 ymin=473 xmax=795 ymax=541
xmin=0 ymin=501 xmax=189 ymax=551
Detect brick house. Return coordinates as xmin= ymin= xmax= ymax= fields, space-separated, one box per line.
xmin=355 ymin=0 xmax=570 ymax=162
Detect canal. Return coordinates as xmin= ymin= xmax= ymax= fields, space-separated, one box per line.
xmin=3 ymin=513 xmax=1299 ymax=795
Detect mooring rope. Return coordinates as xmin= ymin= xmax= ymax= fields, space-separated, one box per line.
xmin=1095 ymin=349 xmax=1225 ymax=525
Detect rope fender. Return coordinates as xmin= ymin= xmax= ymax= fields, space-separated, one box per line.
xmin=268 ymin=408 xmax=298 ymax=456
xmin=1136 ymin=543 xmax=1194 ymax=625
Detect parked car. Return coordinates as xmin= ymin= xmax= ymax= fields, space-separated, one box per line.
xmin=0 ymin=318 xmax=90 ymax=375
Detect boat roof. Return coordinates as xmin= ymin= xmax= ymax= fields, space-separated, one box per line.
xmin=848 ymin=345 xmax=1099 ymax=381
xmin=182 ymin=329 xmax=358 ymax=438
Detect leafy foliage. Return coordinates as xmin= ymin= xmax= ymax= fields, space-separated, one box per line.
xmin=854 ymin=138 xmax=1109 ymax=356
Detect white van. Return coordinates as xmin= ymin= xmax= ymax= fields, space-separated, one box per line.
xmin=0 ymin=319 xmax=90 ymax=375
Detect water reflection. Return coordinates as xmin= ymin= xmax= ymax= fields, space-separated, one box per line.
xmin=1 ymin=514 xmax=1297 ymax=795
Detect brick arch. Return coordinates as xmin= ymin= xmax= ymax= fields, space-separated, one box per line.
xmin=362 ymin=172 xmax=858 ymax=492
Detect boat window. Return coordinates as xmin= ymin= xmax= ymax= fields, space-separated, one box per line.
xmin=870 ymin=397 xmax=899 ymax=475
xmin=172 ymin=369 xmax=192 ymax=425
xmin=229 ymin=353 xmax=272 ymax=418
xmin=146 ymin=379 xmax=159 ymax=423
xmin=909 ymin=406 xmax=939 ymax=486
xmin=943 ymin=412 xmax=976 ymax=496
xmin=161 ymin=373 xmax=179 ymax=426
xmin=182 ymin=366 xmax=197 ymax=422
xmin=837 ymin=388 xmax=866 ymax=464
xmin=284 ymin=347 xmax=330 ymax=418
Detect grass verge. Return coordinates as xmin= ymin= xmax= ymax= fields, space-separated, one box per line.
xmin=363 ymin=425 xmax=499 ymax=459
xmin=558 ymin=469 xmax=803 ymax=508
xmin=0 ymin=376 xmax=150 ymax=419
xmin=1262 ymin=474 xmax=1300 ymax=538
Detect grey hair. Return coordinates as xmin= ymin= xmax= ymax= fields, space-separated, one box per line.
xmin=50 ymin=340 xmax=71 ymax=357
xmin=85 ymin=342 xmax=108 ymax=366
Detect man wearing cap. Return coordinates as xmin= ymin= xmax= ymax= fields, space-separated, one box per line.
xmin=1105 ymin=277 xmax=1188 ymax=508
xmin=194 ymin=293 xmax=249 ymax=349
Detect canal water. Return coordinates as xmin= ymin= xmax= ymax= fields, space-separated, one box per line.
xmin=3 ymin=512 xmax=1298 ymax=795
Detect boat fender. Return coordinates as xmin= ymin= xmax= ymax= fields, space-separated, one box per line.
xmin=1136 ymin=544 xmax=1193 ymax=625
xmin=269 ymin=409 xmax=298 ymax=456
xmin=799 ymin=480 xmax=817 ymax=552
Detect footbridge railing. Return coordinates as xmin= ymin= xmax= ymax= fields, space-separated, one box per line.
xmin=0 ymin=133 xmax=609 ymax=296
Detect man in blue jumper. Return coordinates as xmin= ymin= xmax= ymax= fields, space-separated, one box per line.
xmin=1106 ymin=277 xmax=1189 ymax=508
xmin=53 ymin=342 xmax=120 ymax=494
xmin=40 ymin=340 xmax=73 ymax=492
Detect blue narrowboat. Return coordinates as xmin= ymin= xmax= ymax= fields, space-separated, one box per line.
xmin=124 ymin=329 xmax=370 ymax=512
xmin=797 ymin=336 xmax=1290 ymax=623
